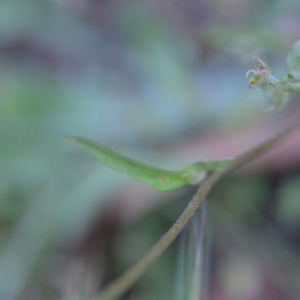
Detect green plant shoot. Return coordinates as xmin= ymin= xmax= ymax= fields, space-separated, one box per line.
xmin=246 ymin=40 xmax=300 ymax=110
xmin=287 ymin=39 xmax=300 ymax=80
xmin=246 ymin=54 xmax=288 ymax=110
xmin=64 ymin=137 xmax=231 ymax=191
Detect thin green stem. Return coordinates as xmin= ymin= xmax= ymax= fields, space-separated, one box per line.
xmin=286 ymin=81 xmax=300 ymax=92
xmin=95 ymin=121 xmax=300 ymax=300
xmin=96 ymin=174 xmax=220 ymax=300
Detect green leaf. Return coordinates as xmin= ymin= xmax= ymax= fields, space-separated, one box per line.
xmin=265 ymin=83 xmax=288 ymax=110
xmin=287 ymin=39 xmax=300 ymax=80
xmin=64 ymin=137 xmax=230 ymax=191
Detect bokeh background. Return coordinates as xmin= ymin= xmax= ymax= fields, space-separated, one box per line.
xmin=1 ymin=0 xmax=300 ymax=299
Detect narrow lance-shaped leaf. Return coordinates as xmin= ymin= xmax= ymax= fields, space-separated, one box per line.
xmin=64 ymin=137 xmax=231 ymax=192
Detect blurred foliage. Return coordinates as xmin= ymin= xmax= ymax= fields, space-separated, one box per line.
xmin=1 ymin=0 xmax=300 ymax=299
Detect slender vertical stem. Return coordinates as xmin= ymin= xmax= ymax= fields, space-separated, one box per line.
xmin=175 ymin=201 xmax=208 ymax=300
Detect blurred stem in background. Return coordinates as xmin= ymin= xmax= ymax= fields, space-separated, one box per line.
xmin=175 ymin=201 xmax=208 ymax=300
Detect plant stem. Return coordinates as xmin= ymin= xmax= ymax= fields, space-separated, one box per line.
xmin=96 ymin=173 xmax=220 ymax=300
xmin=95 ymin=121 xmax=300 ymax=300
xmin=286 ymin=81 xmax=300 ymax=92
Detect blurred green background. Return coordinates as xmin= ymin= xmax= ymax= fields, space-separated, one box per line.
xmin=1 ymin=0 xmax=300 ymax=299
